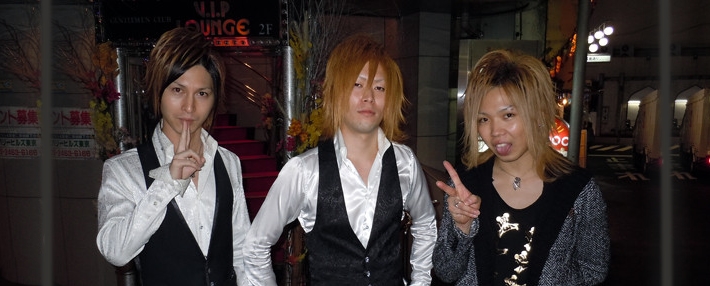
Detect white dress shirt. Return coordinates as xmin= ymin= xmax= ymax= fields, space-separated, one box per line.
xmin=96 ymin=123 xmax=251 ymax=286
xmin=243 ymin=128 xmax=437 ymax=286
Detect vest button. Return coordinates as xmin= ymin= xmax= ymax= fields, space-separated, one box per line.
xmin=365 ymin=256 xmax=370 ymax=263
xmin=365 ymin=270 xmax=370 ymax=277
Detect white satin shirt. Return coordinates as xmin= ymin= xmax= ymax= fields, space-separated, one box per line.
xmin=96 ymin=123 xmax=251 ymax=286
xmin=243 ymin=129 xmax=437 ymax=286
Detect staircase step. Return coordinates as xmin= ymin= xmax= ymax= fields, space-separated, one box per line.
xmin=221 ymin=140 xmax=266 ymax=156
xmin=242 ymin=171 xmax=279 ymax=193
xmin=213 ymin=113 xmax=274 ymax=221
xmin=211 ymin=126 xmax=252 ymax=141
xmin=240 ymin=155 xmax=278 ymax=173
xmin=215 ymin=113 xmax=237 ymax=126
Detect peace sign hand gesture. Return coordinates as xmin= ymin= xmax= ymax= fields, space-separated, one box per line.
xmin=435 ymin=160 xmax=481 ymax=235
xmin=169 ymin=121 xmax=205 ymax=180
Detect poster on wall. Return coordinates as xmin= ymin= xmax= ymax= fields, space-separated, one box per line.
xmin=0 ymin=107 xmax=41 ymax=158
xmin=0 ymin=106 xmax=97 ymax=159
xmin=50 ymin=107 xmax=97 ymax=159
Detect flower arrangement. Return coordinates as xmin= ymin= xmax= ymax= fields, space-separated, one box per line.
xmin=259 ymin=93 xmax=278 ymax=131
xmin=2 ymin=8 xmax=127 ymax=160
xmin=85 ymin=42 xmax=122 ymax=159
xmin=277 ymin=11 xmax=321 ymax=156
xmin=56 ymin=20 xmax=123 ymax=160
xmin=80 ymin=41 xmax=122 ymax=160
xmin=274 ymin=0 xmax=348 ymax=159
xmin=284 ymin=96 xmax=323 ymax=154
xmin=257 ymin=92 xmax=284 ymax=156
xmin=279 ymin=79 xmax=324 ymax=155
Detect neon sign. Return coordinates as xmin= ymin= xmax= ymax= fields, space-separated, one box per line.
xmin=98 ymin=0 xmax=280 ymax=46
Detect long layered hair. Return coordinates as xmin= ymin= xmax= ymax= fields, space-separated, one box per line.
xmin=144 ymin=27 xmax=225 ymax=131
xmin=320 ymin=33 xmax=408 ymax=142
xmin=461 ymin=49 xmax=574 ymax=181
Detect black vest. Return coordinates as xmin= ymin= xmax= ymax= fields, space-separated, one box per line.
xmin=136 ymin=141 xmax=236 ymax=286
xmin=305 ymin=140 xmax=404 ymax=286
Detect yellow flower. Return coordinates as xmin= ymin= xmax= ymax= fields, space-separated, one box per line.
xmin=89 ymin=98 xmax=118 ymax=159
xmin=299 ymin=132 xmax=308 ymax=144
xmin=287 ymin=118 xmax=303 ymax=137
xmin=92 ymin=42 xmax=118 ymax=79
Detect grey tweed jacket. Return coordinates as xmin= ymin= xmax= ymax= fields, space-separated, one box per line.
xmin=433 ymin=161 xmax=610 ymax=285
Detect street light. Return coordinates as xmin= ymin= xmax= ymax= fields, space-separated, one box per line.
xmin=589 ymin=43 xmax=599 ymax=53
xmin=598 ymin=37 xmax=609 ymax=46
xmin=594 ymin=30 xmax=605 ymax=39
xmin=588 ymin=22 xmax=614 ymax=53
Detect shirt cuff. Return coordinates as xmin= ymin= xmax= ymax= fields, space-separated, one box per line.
xmin=148 ymin=165 xmax=190 ymax=196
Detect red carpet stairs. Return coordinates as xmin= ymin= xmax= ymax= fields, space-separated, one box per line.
xmin=211 ymin=114 xmax=292 ymax=282
xmin=210 ymin=114 xmax=278 ymax=220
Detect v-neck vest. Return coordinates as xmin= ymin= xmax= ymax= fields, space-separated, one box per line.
xmin=305 ymin=140 xmax=404 ymax=286
xmin=135 ymin=141 xmax=236 ymax=286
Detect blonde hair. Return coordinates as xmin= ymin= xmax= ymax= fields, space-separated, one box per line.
xmin=144 ymin=27 xmax=225 ymax=131
xmin=320 ymin=33 xmax=408 ymax=142
xmin=461 ymin=49 xmax=573 ymax=181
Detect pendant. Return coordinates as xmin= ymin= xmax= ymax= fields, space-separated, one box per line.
xmin=513 ymin=177 xmax=521 ymax=191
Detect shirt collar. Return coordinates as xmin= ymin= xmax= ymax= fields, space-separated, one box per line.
xmin=333 ymin=128 xmax=392 ymax=165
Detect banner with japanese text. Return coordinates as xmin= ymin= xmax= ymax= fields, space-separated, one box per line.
xmin=0 ymin=106 xmax=97 ymax=159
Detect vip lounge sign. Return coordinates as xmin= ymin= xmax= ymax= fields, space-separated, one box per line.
xmin=98 ymin=0 xmax=281 ymax=46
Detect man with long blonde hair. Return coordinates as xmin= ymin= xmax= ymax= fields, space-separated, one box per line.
xmin=244 ymin=33 xmax=437 ymax=286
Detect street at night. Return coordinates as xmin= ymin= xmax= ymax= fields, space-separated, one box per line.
xmin=587 ymin=139 xmax=710 ymax=286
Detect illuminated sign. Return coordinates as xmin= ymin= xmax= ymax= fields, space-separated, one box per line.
xmin=587 ymin=53 xmax=611 ymax=63
xmin=97 ymin=0 xmax=281 ymax=46
xmin=212 ymin=36 xmax=281 ymax=47
xmin=550 ymin=117 xmax=570 ymax=156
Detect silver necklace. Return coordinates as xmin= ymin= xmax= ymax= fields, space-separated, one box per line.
xmin=498 ymin=165 xmax=523 ymax=191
